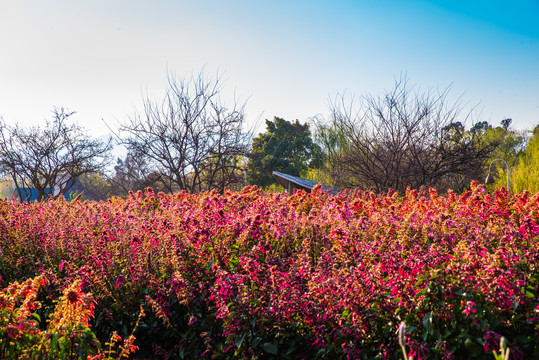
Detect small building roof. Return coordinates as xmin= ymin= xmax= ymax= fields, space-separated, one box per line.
xmin=272 ymin=171 xmax=339 ymax=195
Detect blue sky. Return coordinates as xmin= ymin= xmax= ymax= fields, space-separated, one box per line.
xmin=0 ymin=0 xmax=538 ymax=137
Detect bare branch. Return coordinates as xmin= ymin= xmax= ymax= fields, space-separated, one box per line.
xmin=320 ymin=77 xmax=497 ymax=192
xmin=117 ymin=71 xmax=250 ymax=194
xmin=0 ymin=108 xmax=112 ymax=202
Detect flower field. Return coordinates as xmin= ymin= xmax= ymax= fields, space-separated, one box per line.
xmin=1 ymin=182 xmax=539 ymax=359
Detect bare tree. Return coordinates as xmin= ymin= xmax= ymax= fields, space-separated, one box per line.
xmin=109 ymin=149 xmax=174 ymax=195
xmin=117 ymin=71 xmax=250 ymax=194
xmin=321 ymin=78 xmax=498 ymax=193
xmin=0 ymin=108 xmax=112 ymax=202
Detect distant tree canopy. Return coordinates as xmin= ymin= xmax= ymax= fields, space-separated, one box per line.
xmin=1 ymin=74 xmax=535 ymax=200
xmin=248 ymin=117 xmax=322 ymax=188
xmin=479 ymin=118 xmax=526 ymax=188
xmin=108 ymin=149 xmax=170 ymax=195
xmin=315 ymin=78 xmax=500 ymax=193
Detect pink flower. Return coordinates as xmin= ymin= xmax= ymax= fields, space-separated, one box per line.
xmin=461 ymin=301 xmax=477 ymax=317
xmin=115 ymin=275 xmax=126 ymax=289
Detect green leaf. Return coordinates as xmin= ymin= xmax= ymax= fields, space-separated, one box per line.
xmin=52 ymin=333 xmax=59 ymax=351
xmin=80 ymin=348 xmax=88 ymax=359
xmin=465 ymin=338 xmax=481 ymax=354
xmin=252 ymin=337 xmax=261 ymax=347
xmin=422 ymin=312 xmax=433 ymax=334
xmin=31 ymin=312 xmax=41 ymax=322
xmin=229 ymin=256 xmax=239 ymax=269
xmin=286 ymin=345 xmax=297 ymax=355
xmin=235 ymin=335 xmax=244 ymax=348
xmin=263 ymin=342 xmax=278 ymax=355
xmin=315 ymin=348 xmax=327 ymax=359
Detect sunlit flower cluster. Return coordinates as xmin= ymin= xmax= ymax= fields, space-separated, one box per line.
xmin=1 ymin=182 xmax=538 ymax=359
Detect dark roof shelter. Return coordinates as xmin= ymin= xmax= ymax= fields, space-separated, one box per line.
xmin=272 ymin=171 xmax=339 ymax=195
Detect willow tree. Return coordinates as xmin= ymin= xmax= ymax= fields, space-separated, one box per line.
xmin=509 ymin=126 xmax=539 ymax=193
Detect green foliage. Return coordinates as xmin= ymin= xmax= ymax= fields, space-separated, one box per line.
xmin=492 ymin=337 xmax=511 ymax=360
xmin=248 ymin=117 xmax=323 ymax=188
xmin=311 ymin=118 xmax=351 ymax=188
xmin=479 ymin=119 xmax=527 ymax=192
xmin=78 ymin=173 xmax=113 ymax=201
xmin=509 ymin=127 xmax=539 ymax=193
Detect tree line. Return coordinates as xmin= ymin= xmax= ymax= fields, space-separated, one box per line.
xmin=0 ymin=71 xmax=534 ymax=202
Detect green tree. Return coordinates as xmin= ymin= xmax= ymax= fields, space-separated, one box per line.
xmin=248 ymin=117 xmax=322 ymax=188
xmin=484 ymin=119 xmax=526 ymax=166
xmin=482 ymin=118 xmax=527 ymax=191
xmin=508 ymin=125 xmax=539 ymax=193
xmin=310 ymin=116 xmax=350 ymax=188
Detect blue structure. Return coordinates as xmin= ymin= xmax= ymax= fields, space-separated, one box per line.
xmin=15 ymin=178 xmax=87 ymax=202
xmin=15 ymin=188 xmax=51 ymax=202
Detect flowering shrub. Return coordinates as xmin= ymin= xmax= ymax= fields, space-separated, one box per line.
xmin=0 ymin=276 xmax=45 ymax=358
xmin=0 ymin=276 xmax=140 ymax=359
xmin=0 ymin=182 xmax=539 ymax=359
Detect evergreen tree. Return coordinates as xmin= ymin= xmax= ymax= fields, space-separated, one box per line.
xmin=248 ymin=117 xmax=322 ymax=188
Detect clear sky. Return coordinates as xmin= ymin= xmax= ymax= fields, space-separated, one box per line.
xmin=0 ymin=0 xmax=538 ymax=137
